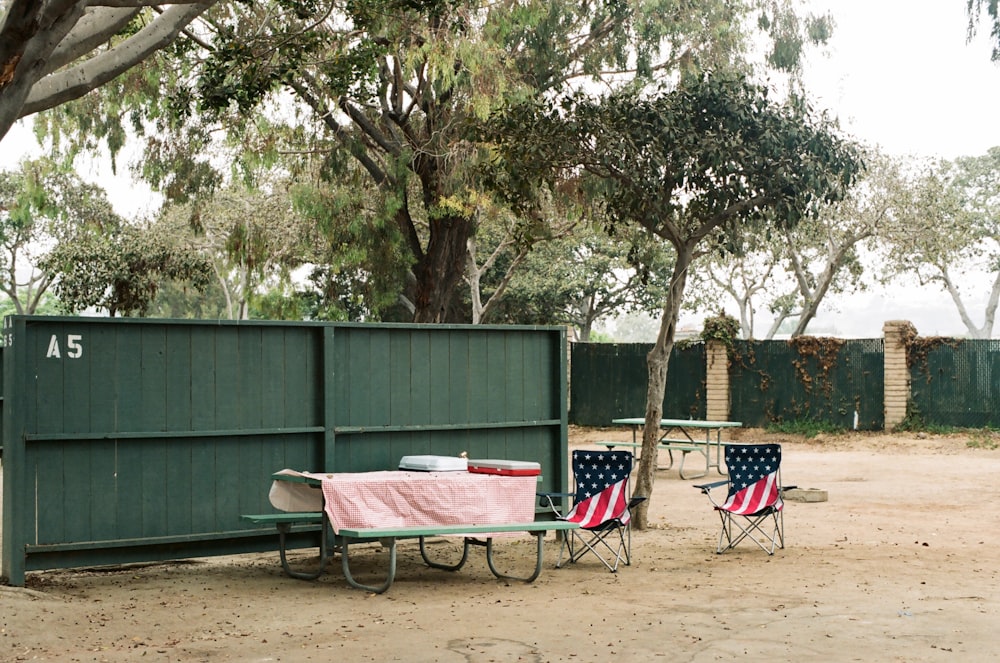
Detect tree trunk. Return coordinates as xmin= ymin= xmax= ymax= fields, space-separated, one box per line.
xmin=412 ymin=214 xmax=472 ymax=323
xmin=631 ymin=242 xmax=694 ymax=529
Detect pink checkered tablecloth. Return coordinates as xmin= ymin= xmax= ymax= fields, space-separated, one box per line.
xmin=319 ymin=470 xmax=537 ymax=534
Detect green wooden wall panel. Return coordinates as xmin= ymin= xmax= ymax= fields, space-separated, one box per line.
xmin=33 ymin=328 xmax=65 ymax=436
xmin=428 ymin=334 xmax=451 ymax=425
xmin=239 ymin=327 xmax=264 ymax=430
xmin=140 ymin=439 xmax=169 ymax=537
xmin=189 ymin=328 xmax=216 ymax=431
xmin=164 ymin=330 xmax=193 ymax=431
xmin=115 ymin=328 xmax=143 ymax=433
xmin=2 ymin=318 xmax=567 ymax=585
xmin=448 ymin=333 xmax=471 ymax=422
xmin=259 ymin=329 xmax=286 ymax=428
xmin=114 ymin=439 xmax=144 ymax=537
xmin=88 ymin=440 xmax=118 ymax=540
xmin=506 ymin=333 xmax=526 ymax=422
xmin=30 ymin=448 xmax=59 ymax=543
xmin=165 ymin=440 xmax=194 ymax=535
xmin=368 ymin=331 xmax=392 ymax=427
xmin=189 ymin=438 xmax=217 ymax=532
xmin=281 ymin=328 xmax=313 ymax=427
xmin=213 ymin=331 xmax=240 ymax=430
xmin=87 ymin=326 xmax=118 ymax=433
xmin=408 ymin=330 xmax=432 ymax=427
xmin=467 ymin=335 xmax=489 ymax=423
xmin=61 ymin=325 xmax=92 ymax=434
xmin=140 ymin=326 xmax=168 ymax=432
xmin=486 ymin=331 xmax=506 ymax=424
xmin=61 ymin=442 xmax=93 ymax=543
xmin=389 ymin=332 xmax=411 ymax=426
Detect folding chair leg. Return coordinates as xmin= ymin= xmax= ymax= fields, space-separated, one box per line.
xmin=563 ymin=526 xmax=631 ymax=572
xmin=716 ymin=510 xmax=784 ymax=555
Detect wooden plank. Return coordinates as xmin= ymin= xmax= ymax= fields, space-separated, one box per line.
xmin=164 ymin=328 xmax=192 ymax=431
xmin=259 ymin=327 xmax=286 ymax=429
xmin=140 ymin=325 xmax=168 ymax=432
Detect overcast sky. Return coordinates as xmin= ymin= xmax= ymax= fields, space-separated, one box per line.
xmin=801 ymin=0 xmax=1000 ymax=160
xmin=785 ymin=1 xmax=1000 ymax=337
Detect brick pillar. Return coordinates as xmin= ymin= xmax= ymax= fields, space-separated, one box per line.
xmin=883 ymin=320 xmax=914 ymax=429
xmin=705 ymin=339 xmax=730 ymax=422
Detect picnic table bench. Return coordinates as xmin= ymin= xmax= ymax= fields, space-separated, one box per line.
xmin=607 ymin=418 xmax=743 ymax=479
xmin=242 ymin=513 xmax=578 ymax=593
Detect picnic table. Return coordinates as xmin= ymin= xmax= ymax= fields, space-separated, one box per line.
xmin=601 ymin=418 xmax=743 ymax=479
xmin=244 ymin=469 xmax=576 ymax=593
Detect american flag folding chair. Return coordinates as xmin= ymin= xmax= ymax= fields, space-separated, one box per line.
xmin=694 ymin=444 xmax=786 ymax=555
xmin=538 ymin=450 xmax=646 ymax=572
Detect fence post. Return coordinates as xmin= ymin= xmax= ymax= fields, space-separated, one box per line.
xmin=883 ymin=320 xmax=913 ymax=429
xmin=705 ymin=339 xmax=730 ymax=421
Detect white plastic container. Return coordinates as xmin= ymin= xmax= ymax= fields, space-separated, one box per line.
xmin=398 ymin=455 xmax=469 ymax=471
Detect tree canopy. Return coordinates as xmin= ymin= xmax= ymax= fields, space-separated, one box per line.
xmin=30 ymin=0 xmax=835 ymax=324
xmin=0 ymin=0 xmax=220 ymax=143
xmin=483 ymin=73 xmax=864 ymax=526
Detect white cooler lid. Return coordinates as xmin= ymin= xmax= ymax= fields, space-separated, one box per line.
xmin=398 ymin=454 xmax=469 ymax=471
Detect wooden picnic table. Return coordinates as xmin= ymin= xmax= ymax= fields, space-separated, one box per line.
xmin=603 ymin=418 xmax=743 ymax=479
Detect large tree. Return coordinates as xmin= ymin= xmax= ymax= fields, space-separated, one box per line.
xmin=0 ymin=0 xmax=220 ymax=143
xmin=967 ymin=0 xmax=1000 ymax=60
xmin=882 ymin=147 xmax=1000 ymax=339
xmin=485 ymin=74 xmax=863 ymax=527
xmin=0 ymin=155 xmax=121 ymax=313
xmin=37 ymin=0 xmax=831 ymax=323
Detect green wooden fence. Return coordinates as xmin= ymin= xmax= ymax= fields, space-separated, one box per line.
xmin=729 ymin=339 xmax=884 ymax=430
xmin=1 ymin=317 xmax=567 ymax=586
xmin=569 ymin=342 xmax=706 ymax=426
xmin=909 ymin=339 xmax=1000 ymax=428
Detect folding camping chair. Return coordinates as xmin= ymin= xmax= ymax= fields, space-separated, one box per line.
xmin=538 ymin=450 xmax=646 ymax=572
xmin=694 ymin=443 xmax=785 ymax=555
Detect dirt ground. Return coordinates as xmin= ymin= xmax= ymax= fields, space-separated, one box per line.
xmin=2 ymin=426 xmax=999 ymax=663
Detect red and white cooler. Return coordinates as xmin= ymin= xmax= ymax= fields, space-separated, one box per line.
xmin=467 ymin=459 xmax=541 ymax=477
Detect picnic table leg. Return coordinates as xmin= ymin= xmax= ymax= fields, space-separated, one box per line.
xmin=419 ymin=536 xmax=472 ymax=571
xmin=277 ymin=519 xmax=332 ymax=580
xmin=340 ymin=537 xmax=397 ymax=594
xmin=677 ymin=448 xmax=707 ymax=480
xmin=483 ymin=533 xmax=545 ymax=583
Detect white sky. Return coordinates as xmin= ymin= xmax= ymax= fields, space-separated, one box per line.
xmin=799 ymin=0 xmax=1000 ymax=160
xmin=788 ymin=1 xmax=1000 ymax=338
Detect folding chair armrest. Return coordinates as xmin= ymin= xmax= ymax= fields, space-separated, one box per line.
xmin=537 ymin=491 xmax=573 ymax=515
xmin=627 ymin=496 xmax=647 ymax=509
xmin=693 ymin=479 xmax=729 ymax=493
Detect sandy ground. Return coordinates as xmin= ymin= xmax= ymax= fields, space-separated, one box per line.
xmin=2 ymin=426 xmax=999 ymax=663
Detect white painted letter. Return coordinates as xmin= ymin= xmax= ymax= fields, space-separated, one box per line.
xmin=46 ymin=335 xmax=61 ymax=358
xmin=67 ymin=334 xmax=83 ymax=358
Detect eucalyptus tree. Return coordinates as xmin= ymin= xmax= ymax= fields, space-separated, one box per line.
xmin=687 ymin=153 xmax=909 ymax=339
xmin=156 ymin=184 xmax=321 ymax=319
xmin=477 ymin=224 xmax=673 ymax=340
xmin=883 ymin=147 xmax=1000 ymax=339
xmin=0 ymin=156 xmax=120 ymax=314
xmin=484 ymin=74 xmax=863 ymax=526
xmin=34 ymin=0 xmax=831 ymax=323
xmin=0 ymin=0 xmax=221 ymax=142
xmin=967 ymin=0 xmax=1000 ymax=60
xmin=41 ymin=218 xmax=212 ymax=316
